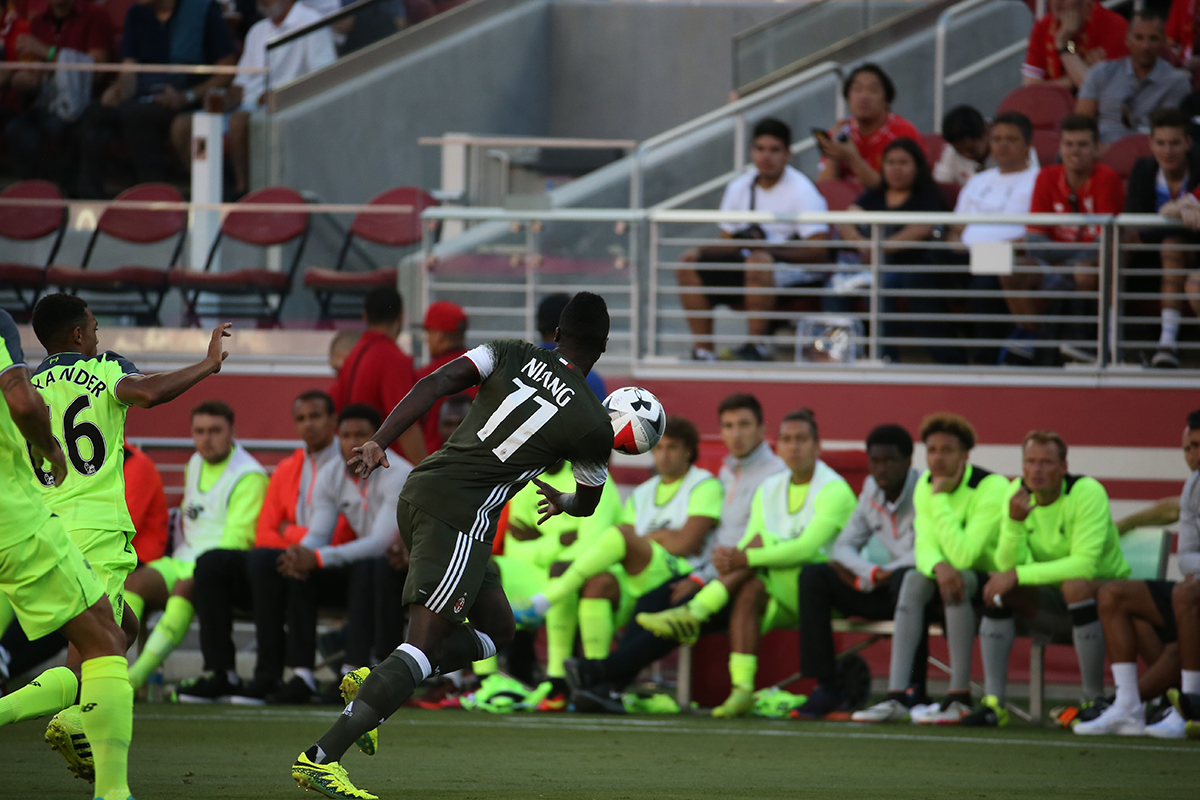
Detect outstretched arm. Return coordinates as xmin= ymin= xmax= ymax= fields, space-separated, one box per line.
xmin=116 ymin=324 xmax=231 ymax=408
xmin=350 ymin=356 xmax=480 ymax=478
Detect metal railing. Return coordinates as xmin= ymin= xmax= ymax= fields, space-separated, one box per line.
xmin=415 ymin=205 xmax=1200 ymax=376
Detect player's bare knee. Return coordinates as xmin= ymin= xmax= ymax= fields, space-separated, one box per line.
xmin=1172 ymin=580 xmax=1200 ymax=618
xmin=581 ymin=573 xmax=618 ymax=601
xmin=734 ymin=578 xmax=765 ymax=610
xmin=1061 ymin=578 xmax=1095 ymax=605
xmin=1095 ymin=581 xmax=1124 ymax=616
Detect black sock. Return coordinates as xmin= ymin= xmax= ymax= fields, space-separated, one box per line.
xmin=887 ymin=690 xmax=907 ymax=703
xmin=947 ymin=691 xmax=972 ymax=707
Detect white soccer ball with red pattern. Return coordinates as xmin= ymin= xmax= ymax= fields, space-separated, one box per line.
xmin=603 ymin=386 xmax=666 ymax=456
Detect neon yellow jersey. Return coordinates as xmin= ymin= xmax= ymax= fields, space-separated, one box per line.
xmin=29 ymin=351 xmax=140 ymax=534
xmin=0 ymin=311 xmax=53 ymax=545
xmin=505 ymin=461 xmax=621 ymax=568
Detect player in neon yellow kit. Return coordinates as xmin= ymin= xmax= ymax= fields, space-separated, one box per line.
xmin=0 ymin=307 xmax=136 ymax=800
xmin=0 ymin=293 xmax=230 ymax=780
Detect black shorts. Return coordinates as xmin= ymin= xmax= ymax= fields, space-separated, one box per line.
xmin=1145 ymin=579 xmax=1178 ymax=644
xmin=397 ymin=498 xmax=501 ymax=623
xmin=693 ymin=247 xmax=751 ymax=307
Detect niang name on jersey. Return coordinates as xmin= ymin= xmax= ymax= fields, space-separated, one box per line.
xmin=521 ymin=356 xmax=577 ymax=407
xmin=31 ymin=364 xmax=109 ymax=398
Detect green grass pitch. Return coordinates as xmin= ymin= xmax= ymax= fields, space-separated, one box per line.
xmin=3 ymin=705 xmax=1198 ymax=799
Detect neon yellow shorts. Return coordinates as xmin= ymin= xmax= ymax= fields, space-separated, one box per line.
xmin=735 ymin=529 xmax=811 ymax=634
xmin=0 ymin=516 xmax=105 ymax=640
xmin=72 ymin=528 xmax=136 ymax=624
xmin=612 ymin=541 xmax=691 ymax=627
xmin=493 ymin=554 xmax=548 ymax=604
xmin=146 ymin=556 xmax=196 ymax=594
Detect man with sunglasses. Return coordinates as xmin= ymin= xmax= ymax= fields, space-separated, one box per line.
xmin=1076 ymin=11 xmax=1189 ymax=144
xmin=998 ymin=114 xmax=1124 ymax=365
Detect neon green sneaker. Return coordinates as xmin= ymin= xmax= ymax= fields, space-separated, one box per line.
xmin=960 ymin=694 xmax=1009 ymax=728
xmin=292 ymin=753 xmax=377 ymax=800
xmin=338 ymin=668 xmax=377 ymax=756
xmin=622 ymin=693 xmax=680 ymax=714
xmin=635 ymin=606 xmax=702 ymax=645
xmin=460 ymin=673 xmax=529 ymax=713
xmin=753 ymin=687 xmax=808 ymax=719
xmin=712 ymin=687 xmax=755 ymax=718
xmin=45 ymin=705 xmax=94 ymax=783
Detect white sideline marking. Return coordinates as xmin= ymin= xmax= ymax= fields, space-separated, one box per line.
xmin=131 ymin=710 xmax=1199 ymax=754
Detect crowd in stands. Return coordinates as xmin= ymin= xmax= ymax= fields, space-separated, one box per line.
xmin=0 ymin=0 xmax=459 ymax=199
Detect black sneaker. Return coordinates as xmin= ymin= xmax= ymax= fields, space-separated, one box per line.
xmin=791 ymin=685 xmax=847 ymax=720
xmin=230 ymin=677 xmax=281 ymax=706
xmin=571 ymin=685 xmax=626 ymax=714
xmin=266 ymin=675 xmax=315 ymax=705
xmin=175 ymin=672 xmax=240 ymax=704
xmin=564 ymin=657 xmax=606 ymax=693
xmin=734 ymin=343 xmax=769 ymax=361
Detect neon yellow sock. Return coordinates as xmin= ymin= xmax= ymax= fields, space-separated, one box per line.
xmin=729 ymin=652 xmax=758 ymax=692
xmin=543 ymin=527 xmax=625 ymax=606
xmin=0 ymin=665 xmax=78 ymax=725
xmin=578 ymin=598 xmax=615 ymax=661
xmin=473 ymin=656 xmax=498 ymax=677
xmin=80 ymin=655 xmax=132 ymax=800
xmin=544 ymin=592 xmax=579 ymax=678
xmin=128 ymin=595 xmax=193 ymax=688
xmin=125 ymin=592 xmax=145 ymax=625
xmin=686 ymin=581 xmax=730 ymax=622
xmin=0 ymin=594 xmax=14 ymax=636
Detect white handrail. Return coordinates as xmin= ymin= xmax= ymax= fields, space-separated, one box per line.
xmin=933 ymin=0 xmax=1009 ymax=125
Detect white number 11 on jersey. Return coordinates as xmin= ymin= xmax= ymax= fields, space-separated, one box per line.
xmin=476 ymin=378 xmax=560 ymax=462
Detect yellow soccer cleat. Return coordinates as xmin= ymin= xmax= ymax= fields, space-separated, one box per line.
xmin=339 ymin=669 xmax=378 ymax=756
xmin=635 ymin=606 xmax=701 ymax=645
xmin=45 ymin=706 xmax=94 ymax=783
xmin=711 ymin=687 xmax=755 ymax=718
xmin=292 ymin=753 xmax=378 ymax=800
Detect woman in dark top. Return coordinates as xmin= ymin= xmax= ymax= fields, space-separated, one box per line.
xmin=835 ymin=138 xmax=962 ymax=363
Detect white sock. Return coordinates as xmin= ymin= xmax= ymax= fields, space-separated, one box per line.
xmin=1160 ymin=309 xmax=1181 ymax=347
xmin=293 ymin=667 xmax=317 ymax=691
xmin=530 ymin=594 xmax=551 ymax=615
xmin=1182 ymin=669 xmax=1200 ymax=695
xmin=1111 ymin=662 xmax=1140 ymax=709
xmin=225 ymin=669 xmax=239 ymax=685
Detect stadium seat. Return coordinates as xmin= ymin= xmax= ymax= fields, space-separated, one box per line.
xmin=922 ymin=132 xmax=946 ymax=165
xmin=0 ymin=180 xmax=66 ymax=317
xmin=1032 ymin=129 xmax=1060 ymax=167
xmin=46 ymin=183 xmax=186 ymax=325
xmin=996 ymin=84 xmax=1075 ymax=131
xmin=936 ymin=181 xmax=961 ymax=210
xmin=1098 ymin=133 xmax=1152 ymax=181
xmin=303 ymin=186 xmax=437 ymax=320
xmin=816 ymin=179 xmax=863 ymax=211
xmin=168 ymin=187 xmax=310 ymax=326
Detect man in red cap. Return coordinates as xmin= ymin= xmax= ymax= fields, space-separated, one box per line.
xmin=417 ymin=300 xmax=475 ymax=453
xmin=330 ymin=287 xmax=425 ymax=465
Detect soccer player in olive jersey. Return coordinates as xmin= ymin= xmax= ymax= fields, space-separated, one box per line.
xmin=0 ymin=294 xmax=230 ymax=773
xmin=292 ymin=292 xmax=614 ymax=800
xmin=0 ymin=309 xmax=136 ymax=800
xmin=975 ymin=430 xmax=1130 ymax=726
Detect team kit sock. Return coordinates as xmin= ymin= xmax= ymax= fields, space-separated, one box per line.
xmin=128 ymin=596 xmax=194 ymax=688
xmin=543 ymin=593 xmax=579 ymax=678
xmin=0 ymin=665 xmax=78 ymax=726
xmin=1069 ymin=600 xmax=1106 ymax=700
xmin=979 ymin=612 xmax=1015 ymax=702
xmin=686 ymin=581 xmax=729 ymax=621
xmin=578 ymin=598 xmax=615 ymax=660
xmin=80 ymin=655 xmax=133 ymax=800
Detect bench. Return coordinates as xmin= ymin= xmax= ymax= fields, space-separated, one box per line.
xmin=673 ymin=527 xmax=1173 ymax=723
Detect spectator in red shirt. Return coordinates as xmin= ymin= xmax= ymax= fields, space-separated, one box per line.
xmin=416 ymin=300 xmax=474 ymax=454
xmin=1165 ymin=0 xmax=1200 ymax=81
xmin=1022 ymin=0 xmax=1128 ymax=91
xmin=2 ymin=0 xmax=111 ymax=186
xmin=817 ymin=63 xmax=924 ymax=189
xmin=329 ymin=286 xmax=425 ymax=465
xmin=1000 ymin=114 xmax=1124 ymax=364
xmin=124 ymin=443 xmax=169 ymax=564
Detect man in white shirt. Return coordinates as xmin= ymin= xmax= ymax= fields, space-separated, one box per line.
xmin=950 ymin=112 xmax=1039 ymax=247
xmin=675 ymin=117 xmax=831 ymax=361
xmin=228 ymin=0 xmax=336 ymax=195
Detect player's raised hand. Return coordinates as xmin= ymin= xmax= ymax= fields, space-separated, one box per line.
xmin=533 ymin=478 xmax=566 ymax=523
xmin=349 ymin=440 xmax=389 ymax=478
xmin=207 ymin=323 xmax=233 ymax=372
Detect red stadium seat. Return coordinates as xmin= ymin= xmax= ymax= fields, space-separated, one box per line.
xmin=1032 ymin=129 xmax=1060 ymax=167
xmin=303 ymin=187 xmax=437 ymax=320
xmin=0 ymin=180 xmax=66 ymax=317
xmin=996 ymin=84 xmax=1075 ymax=131
xmin=1098 ymin=134 xmax=1152 ymax=181
xmin=817 ymin=179 xmax=864 ymax=211
xmin=923 ymin=132 xmax=946 ymax=165
xmin=47 ymin=183 xmax=186 ymax=325
xmin=937 ymin=181 xmax=961 ymax=211
xmin=168 ymin=187 xmax=309 ymax=326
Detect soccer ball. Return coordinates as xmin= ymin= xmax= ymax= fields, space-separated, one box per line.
xmin=603 ymin=386 xmax=666 ymax=456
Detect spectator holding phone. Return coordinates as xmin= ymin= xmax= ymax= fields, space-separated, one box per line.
xmin=816 ymin=64 xmax=924 ymax=189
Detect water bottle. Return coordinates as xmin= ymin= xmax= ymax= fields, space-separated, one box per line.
xmin=147 ymin=669 xmax=164 ymax=703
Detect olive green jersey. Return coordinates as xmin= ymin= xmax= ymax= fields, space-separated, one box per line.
xmin=29 ymin=351 xmax=140 ymax=533
xmin=401 ymin=339 xmax=612 ymax=540
xmin=0 ymin=310 xmax=53 ymax=546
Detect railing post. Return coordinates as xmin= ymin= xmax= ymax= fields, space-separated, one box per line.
xmin=648 ymin=218 xmax=660 ymax=359
xmin=628 ymin=213 xmax=641 ymax=374
xmin=933 ymin=12 xmax=948 ymax=128
xmin=1109 ymin=217 xmax=1121 ymax=367
xmin=525 ymin=219 xmax=537 ymax=343
xmin=869 ymin=222 xmax=881 ymax=361
xmin=734 ymin=114 xmax=746 ymax=172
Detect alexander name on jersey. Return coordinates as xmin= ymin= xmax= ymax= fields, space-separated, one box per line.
xmin=31 ymin=361 xmax=115 ymax=398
